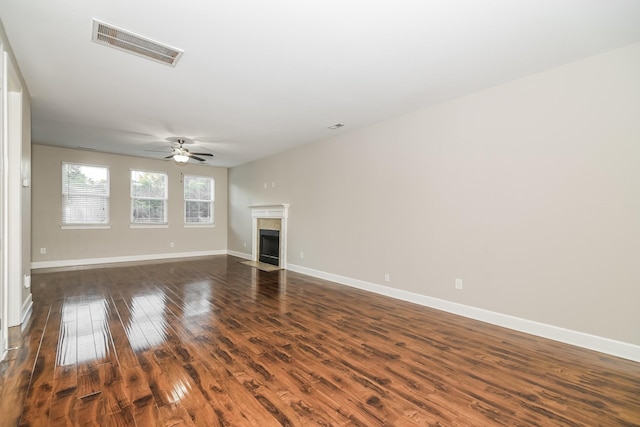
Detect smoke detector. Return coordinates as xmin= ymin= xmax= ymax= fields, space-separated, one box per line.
xmin=92 ymin=19 xmax=183 ymax=66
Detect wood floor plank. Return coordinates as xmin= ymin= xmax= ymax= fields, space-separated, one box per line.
xmin=75 ymin=391 xmax=106 ymax=427
xmin=121 ymin=365 xmax=159 ymax=426
xmin=182 ymin=360 xmax=264 ymax=426
xmin=1 ymin=255 xmax=638 ymax=426
xmin=18 ymin=302 xmax=62 ymax=427
xmin=48 ymin=359 xmax=77 ymax=426
xmin=0 ymin=305 xmax=49 ymax=427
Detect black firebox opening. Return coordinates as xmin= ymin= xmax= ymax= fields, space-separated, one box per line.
xmin=259 ymin=229 xmax=280 ymax=266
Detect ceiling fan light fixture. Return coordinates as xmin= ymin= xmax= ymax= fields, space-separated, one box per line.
xmin=174 ymin=153 xmax=189 ymax=163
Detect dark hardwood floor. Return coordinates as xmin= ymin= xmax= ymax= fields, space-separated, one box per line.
xmin=1 ymin=255 xmax=638 ymax=426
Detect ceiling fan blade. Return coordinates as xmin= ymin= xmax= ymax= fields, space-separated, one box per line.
xmin=190 ymin=152 xmax=214 ymax=157
xmin=189 ymin=155 xmax=206 ymax=161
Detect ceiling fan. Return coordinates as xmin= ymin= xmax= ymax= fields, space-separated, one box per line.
xmin=165 ymin=138 xmax=214 ymax=163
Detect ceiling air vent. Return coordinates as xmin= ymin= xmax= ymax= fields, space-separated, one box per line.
xmin=92 ymin=19 xmax=183 ymax=66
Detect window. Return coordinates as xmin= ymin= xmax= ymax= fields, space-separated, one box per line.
xmin=131 ymin=170 xmax=168 ymax=224
xmin=184 ymin=175 xmax=214 ymax=224
xmin=62 ymin=163 xmax=109 ymax=225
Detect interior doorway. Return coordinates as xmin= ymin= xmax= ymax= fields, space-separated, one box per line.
xmin=0 ymin=48 xmax=26 ymax=361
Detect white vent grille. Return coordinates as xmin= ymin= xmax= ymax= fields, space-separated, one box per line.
xmin=92 ymin=19 xmax=183 ymax=66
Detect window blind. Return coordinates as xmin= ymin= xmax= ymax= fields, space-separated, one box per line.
xmin=131 ymin=170 xmax=168 ymax=224
xmin=184 ymin=175 xmax=214 ymax=224
xmin=62 ymin=163 xmax=110 ymax=225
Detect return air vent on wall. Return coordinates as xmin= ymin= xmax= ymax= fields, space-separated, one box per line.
xmin=91 ymin=19 xmax=183 ymax=66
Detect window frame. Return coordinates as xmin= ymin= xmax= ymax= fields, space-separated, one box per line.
xmin=130 ymin=169 xmax=169 ymax=226
xmin=61 ymin=162 xmax=110 ymax=229
xmin=183 ymin=174 xmax=215 ymax=226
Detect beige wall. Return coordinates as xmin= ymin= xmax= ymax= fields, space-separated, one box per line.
xmin=229 ymin=43 xmax=640 ymax=346
xmin=32 ymin=145 xmax=227 ymax=263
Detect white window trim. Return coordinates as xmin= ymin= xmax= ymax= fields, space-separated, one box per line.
xmin=61 ymin=225 xmax=111 ymax=230
xmin=183 ymin=175 xmax=215 ymax=225
xmin=130 ymin=169 xmax=169 ymax=225
xmin=184 ymin=224 xmax=215 ymax=229
xmin=62 ymin=162 xmax=110 ymax=227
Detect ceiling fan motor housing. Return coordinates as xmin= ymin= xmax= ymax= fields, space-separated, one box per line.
xmin=166 ymin=138 xmax=214 ymax=162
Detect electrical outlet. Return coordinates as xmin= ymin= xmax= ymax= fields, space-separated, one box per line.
xmin=300 ymin=251 xmax=304 ymax=259
xmin=243 ymin=242 xmax=247 ymax=248
xmin=170 ymin=242 xmax=175 ymax=248
xmin=40 ymin=248 xmax=46 ymax=255
xmin=455 ymin=278 xmax=463 ymax=290
xmin=263 ymin=182 xmax=267 ymax=188
xmin=272 ymin=181 xmax=276 ymax=188
xmin=384 ymin=273 xmax=390 ymax=283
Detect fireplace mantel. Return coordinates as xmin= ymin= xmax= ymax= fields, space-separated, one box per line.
xmin=250 ymin=204 xmax=289 ymax=219
xmin=250 ymin=204 xmax=289 ymax=268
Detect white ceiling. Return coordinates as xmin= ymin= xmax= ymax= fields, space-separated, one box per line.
xmin=1 ymin=1 xmax=640 ymax=167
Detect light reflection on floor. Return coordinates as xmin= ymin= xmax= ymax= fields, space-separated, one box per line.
xmin=57 ymin=296 xmax=110 ymax=366
xmin=181 ymin=281 xmax=213 ymax=318
xmin=125 ymin=292 xmax=169 ymax=352
xmin=54 ymin=273 xmax=293 ymax=371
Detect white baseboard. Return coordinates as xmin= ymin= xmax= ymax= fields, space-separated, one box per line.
xmin=227 ymin=250 xmax=252 ymax=260
xmin=287 ymin=263 xmax=640 ymax=363
xmin=30 ymin=250 xmax=228 ymax=270
xmin=21 ymin=295 xmax=33 ymax=332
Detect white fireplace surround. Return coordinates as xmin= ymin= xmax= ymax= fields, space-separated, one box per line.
xmin=251 ymin=204 xmax=289 ymax=268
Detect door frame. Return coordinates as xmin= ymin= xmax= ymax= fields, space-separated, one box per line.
xmin=0 ymin=49 xmax=8 ymax=360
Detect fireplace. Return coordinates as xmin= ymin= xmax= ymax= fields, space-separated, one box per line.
xmin=250 ymin=204 xmax=289 ymax=269
xmin=259 ymin=229 xmax=280 ymax=266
